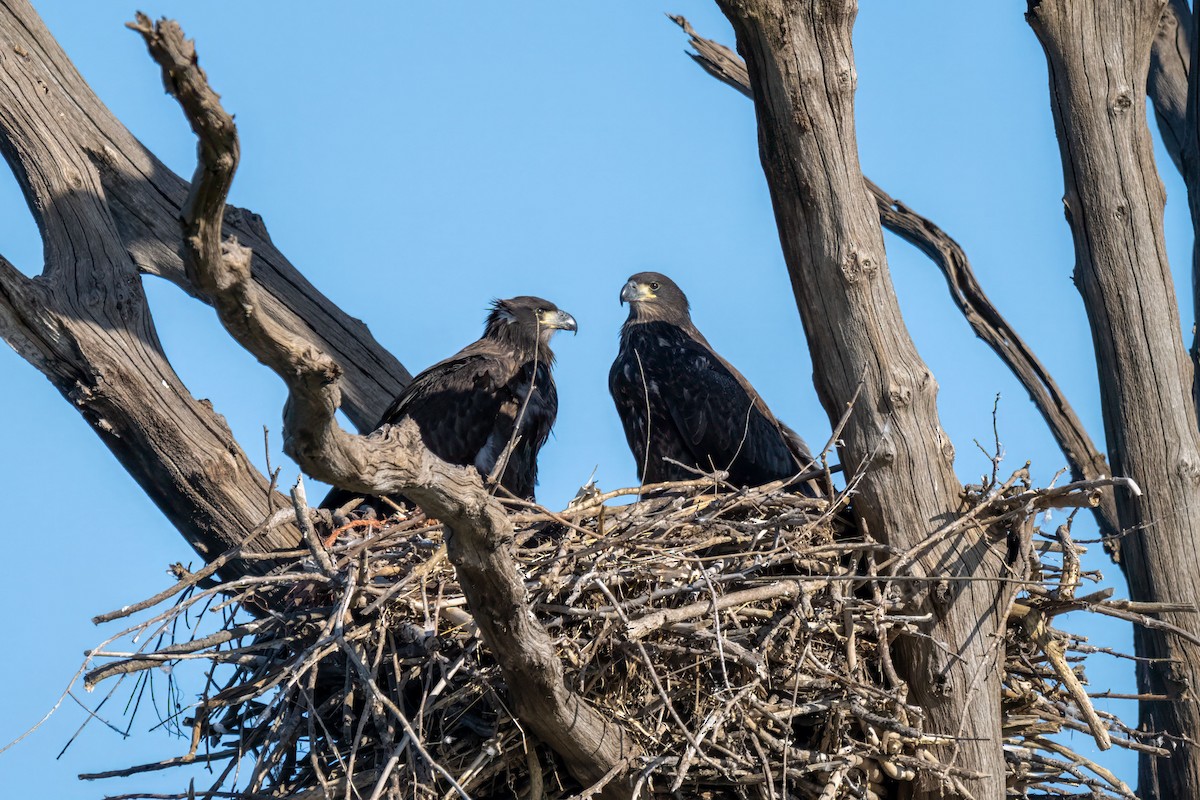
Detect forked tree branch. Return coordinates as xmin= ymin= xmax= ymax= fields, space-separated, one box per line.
xmin=0 ymin=0 xmax=410 ymax=432
xmin=0 ymin=0 xmax=419 ymax=575
xmin=670 ymin=14 xmax=1121 ymax=549
xmin=0 ymin=6 xmax=300 ymax=572
xmin=129 ymin=15 xmax=637 ymax=796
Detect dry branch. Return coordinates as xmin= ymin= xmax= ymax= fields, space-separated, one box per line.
xmin=669 ymin=13 xmax=1119 ymax=549
xmin=1147 ymin=0 xmax=1193 ymax=175
xmin=78 ymin=474 xmax=1169 ymax=799
xmin=1029 ymin=1 xmax=1200 ymax=795
xmin=128 ymin=15 xmax=637 ymax=795
xmin=2 ymin=0 xmax=409 ymax=429
xmin=0 ymin=4 xmax=306 ymax=573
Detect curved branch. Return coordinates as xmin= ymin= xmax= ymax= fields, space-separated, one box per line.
xmin=867 ymin=185 xmax=1120 ymax=541
xmin=0 ymin=15 xmax=297 ymax=572
xmin=130 ymin=15 xmax=637 ymax=795
xmin=670 ymin=14 xmax=1120 ymax=549
xmin=0 ymin=0 xmax=409 ymax=431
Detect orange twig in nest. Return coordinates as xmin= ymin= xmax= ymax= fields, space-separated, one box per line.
xmin=323 ymin=518 xmax=385 ymax=549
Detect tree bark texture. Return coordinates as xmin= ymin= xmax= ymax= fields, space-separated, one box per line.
xmin=0 ymin=0 xmax=412 ymax=571
xmin=1148 ymin=0 xmax=1193 ymax=176
xmin=0 ymin=15 xmax=292 ymax=570
xmin=1028 ymin=2 xmax=1200 ymax=797
xmin=132 ymin=16 xmax=638 ymax=795
xmin=672 ymin=13 xmax=1121 ymax=550
xmin=714 ymin=2 xmax=1006 ymax=797
xmin=1145 ymin=1 xmax=1200 ymax=420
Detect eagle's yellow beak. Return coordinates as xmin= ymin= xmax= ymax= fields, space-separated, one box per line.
xmin=620 ymin=280 xmax=655 ymax=304
xmin=539 ymin=308 xmax=578 ymax=333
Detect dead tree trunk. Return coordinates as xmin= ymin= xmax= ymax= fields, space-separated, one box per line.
xmin=0 ymin=0 xmax=412 ymax=572
xmin=671 ymin=13 xmax=1122 ymax=551
xmin=715 ymin=2 xmax=1006 ymax=796
xmin=1029 ymin=1 xmax=1200 ymax=796
xmin=9 ymin=1 xmax=1200 ymax=795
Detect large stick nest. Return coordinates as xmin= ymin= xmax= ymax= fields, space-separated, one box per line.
xmin=78 ymin=470 xmax=1172 ymax=800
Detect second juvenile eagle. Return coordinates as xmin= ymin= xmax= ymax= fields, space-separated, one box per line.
xmin=609 ymin=272 xmax=812 ymax=487
xmin=324 ymin=296 xmax=576 ymax=513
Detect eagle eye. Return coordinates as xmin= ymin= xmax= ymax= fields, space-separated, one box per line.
xmin=649 ymin=282 xmax=660 ymax=291
xmin=535 ymin=308 xmax=545 ymax=315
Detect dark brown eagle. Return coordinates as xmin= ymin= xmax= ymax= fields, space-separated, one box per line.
xmin=609 ymin=272 xmax=813 ymax=488
xmin=324 ymin=296 xmax=576 ymax=513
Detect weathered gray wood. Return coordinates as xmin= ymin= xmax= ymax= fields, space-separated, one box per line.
xmin=672 ymin=13 xmax=1121 ymax=552
xmin=1148 ymin=0 xmax=1193 ymax=175
xmin=1146 ymin=0 xmax=1200 ymax=422
xmin=131 ymin=16 xmax=638 ymax=796
xmin=713 ymin=2 xmax=1007 ymax=797
xmin=0 ymin=259 xmax=291 ymax=574
xmin=0 ymin=0 xmax=410 ymax=432
xmin=0 ymin=11 xmax=301 ymax=572
xmin=0 ymin=0 xmax=415 ymax=573
xmin=1028 ymin=2 xmax=1200 ymax=796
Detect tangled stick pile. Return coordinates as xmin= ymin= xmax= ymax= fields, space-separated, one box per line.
xmin=79 ymin=470 xmax=1176 ymax=800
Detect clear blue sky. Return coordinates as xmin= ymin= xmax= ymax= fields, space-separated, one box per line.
xmin=2 ymin=2 xmax=1192 ymax=795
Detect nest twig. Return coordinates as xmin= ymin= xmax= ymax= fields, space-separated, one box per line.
xmin=75 ymin=470 xmax=1175 ymax=799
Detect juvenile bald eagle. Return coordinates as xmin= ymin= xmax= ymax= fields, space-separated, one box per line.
xmin=609 ymin=272 xmax=813 ymax=488
xmin=324 ymin=296 xmax=576 ymax=513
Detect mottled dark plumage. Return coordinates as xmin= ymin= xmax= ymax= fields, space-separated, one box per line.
xmin=324 ymin=296 xmax=576 ymax=513
xmin=609 ymin=272 xmax=812 ymax=488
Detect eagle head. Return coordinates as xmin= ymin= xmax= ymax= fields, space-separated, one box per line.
xmin=486 ymin=296 xmax=577 ymax=348
xmin=620 ymin=272 xmax=691 ymax=325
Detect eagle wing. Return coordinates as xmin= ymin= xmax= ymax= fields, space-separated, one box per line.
xmin=378 ymin=341 xmax=513 ymax=470
xmin=482 ymin=362 xmax=557 ymax=500
xmin=381 ymin=341 xmax=556 ymax=500
xmin=614 ymin=323 xmax=805 ymax=486
xmin=610 ymin=334 xmax=696 ymax=483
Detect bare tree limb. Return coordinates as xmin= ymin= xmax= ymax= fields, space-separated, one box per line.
xmin=1148 ymin=0 xmax=1192 ymax=175
xmin=1145 ymin=1 xmax=1200 ymax=423
xmin=0 ymin=14 xmax=299 ymax=572
xmin=868 ymin=184 xmax=1122 ymax=543
xmin=0 ymin=0 xmax=421 ymax=575
xmin=1029 ymin=1 xmax=1200 ymax=795
xmin=670 ymin=13 xmax=1121 ymax=550
xmin=0 ymin=254 xmax=50 ymax=369
xmin=712 ymin=2 xmax=1007 ymax=796
xmin=129 ymin=15 xmax=638 ymax=795
xmin=0 ymin=0 xmax=409 ymax=432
